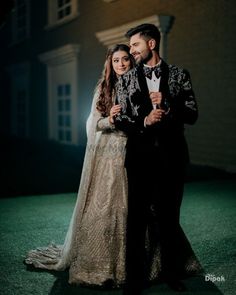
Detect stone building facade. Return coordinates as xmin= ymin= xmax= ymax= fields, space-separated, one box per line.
xmin=0 ymin=0 xmax=235 ymax=172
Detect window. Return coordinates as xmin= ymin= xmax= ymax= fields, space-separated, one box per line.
xmin=57 ymin=83 xmax=72 ymax=143
xmin=47 ymin=0 xmax=79 ymax=29
xmin=39 ymin=44 xmax=80 ymax=145
xmin=57 ymin=0 xmax=71 ymax=20
xmin=11 ymin=0 xmax=30 ymax=43
xmin=7 ymin=62 xmax=30 ymax=138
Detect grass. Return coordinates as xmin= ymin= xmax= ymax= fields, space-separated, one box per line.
xmin=0 ymin=179 xmax=236 ymax=295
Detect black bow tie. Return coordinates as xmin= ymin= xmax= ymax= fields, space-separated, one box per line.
xmin=143 ymin=65 xmax=162 ymax=79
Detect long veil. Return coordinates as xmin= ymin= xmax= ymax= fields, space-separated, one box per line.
xmin=54 ymin=88 xmax=103 ymax=270
xmin=25 ymin=88 xmax=102 ymax=270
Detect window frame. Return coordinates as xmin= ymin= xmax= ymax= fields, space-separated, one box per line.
xmin=46 ymin=0 xmax=79 ymax=30
xmin=6 ymin=62 xmax=30 ymax=138
xmin=39 ymin=44 xmax=80 ymax=145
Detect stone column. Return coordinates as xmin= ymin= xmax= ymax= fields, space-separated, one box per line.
xmin=156 ymin=15 xmax=174 ymax=61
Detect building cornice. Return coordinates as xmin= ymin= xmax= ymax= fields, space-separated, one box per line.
xmin=39 ymin=44 xmax=80 ymax=66
xmin=95 ymin=15 xmax=174 ymax=47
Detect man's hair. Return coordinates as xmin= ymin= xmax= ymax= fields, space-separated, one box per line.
xmin=125 ymin=23 xmax=161 ymax=52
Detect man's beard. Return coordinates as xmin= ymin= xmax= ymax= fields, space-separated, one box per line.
xmin=135 ymin=50 xmax=153 ymax=65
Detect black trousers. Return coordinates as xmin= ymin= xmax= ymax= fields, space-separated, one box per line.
xmin=125 ymin=144 xmax=186 ymax=290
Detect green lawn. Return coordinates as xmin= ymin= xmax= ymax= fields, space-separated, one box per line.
xmin=0 ymin=179 xmax=235 ymax=295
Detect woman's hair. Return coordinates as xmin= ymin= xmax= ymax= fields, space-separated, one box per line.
xmin=96 ymin=44 xmax=134 ymax=117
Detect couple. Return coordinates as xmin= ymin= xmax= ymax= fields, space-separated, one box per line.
xmin=25 ymin=24 xmax=202 ymax=294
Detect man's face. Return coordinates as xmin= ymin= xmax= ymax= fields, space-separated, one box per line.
xmin=129 ymin=33 xmax=153 ymax=64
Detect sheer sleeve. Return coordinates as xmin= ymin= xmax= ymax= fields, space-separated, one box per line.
xmin=86 ymin=89 xmax=115 ymax=140
xmin=86 ymin=89 xmax=101 ymax=145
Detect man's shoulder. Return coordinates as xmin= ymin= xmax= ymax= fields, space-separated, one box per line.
xmin=168 ymin=63 xmax=186 ymax=74
xmin=165 ymin=63 xmax=191 ymax=80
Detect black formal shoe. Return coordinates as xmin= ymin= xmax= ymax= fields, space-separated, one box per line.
xmin=166 ymin=279 xmax=187 ymax=292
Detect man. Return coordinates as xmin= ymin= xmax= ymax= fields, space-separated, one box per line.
xmin=114 ymin=23 xmax=198 ymax=294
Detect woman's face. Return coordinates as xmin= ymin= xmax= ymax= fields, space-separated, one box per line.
xmin=112 ymin=50 xmax=131 ymax=76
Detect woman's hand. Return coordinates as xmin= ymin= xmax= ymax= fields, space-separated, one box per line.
xmin=109 ymin=104 xmax=121 ymax=124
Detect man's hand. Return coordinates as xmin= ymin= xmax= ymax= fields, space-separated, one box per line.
xmin=149 ymin=91 xmax=162 ymax=108
xmin=145 ymin=109 xmax=165 ymax=126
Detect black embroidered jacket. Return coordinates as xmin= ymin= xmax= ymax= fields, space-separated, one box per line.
xmin=114 ymin=60 xmax=198 ymax=165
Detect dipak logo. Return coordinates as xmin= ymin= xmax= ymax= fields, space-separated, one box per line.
xmin=205 ymin=274 xmax=225 ymax=282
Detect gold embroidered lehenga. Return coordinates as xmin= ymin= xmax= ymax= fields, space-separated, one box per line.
xmin=25 ymin=90 xmax=202 ymax=286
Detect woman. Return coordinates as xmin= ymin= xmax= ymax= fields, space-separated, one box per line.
xmin=25 ymin=44 xmax=202 ymax=287
xmin=25 ymin=44 xmax=133 ymax=286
